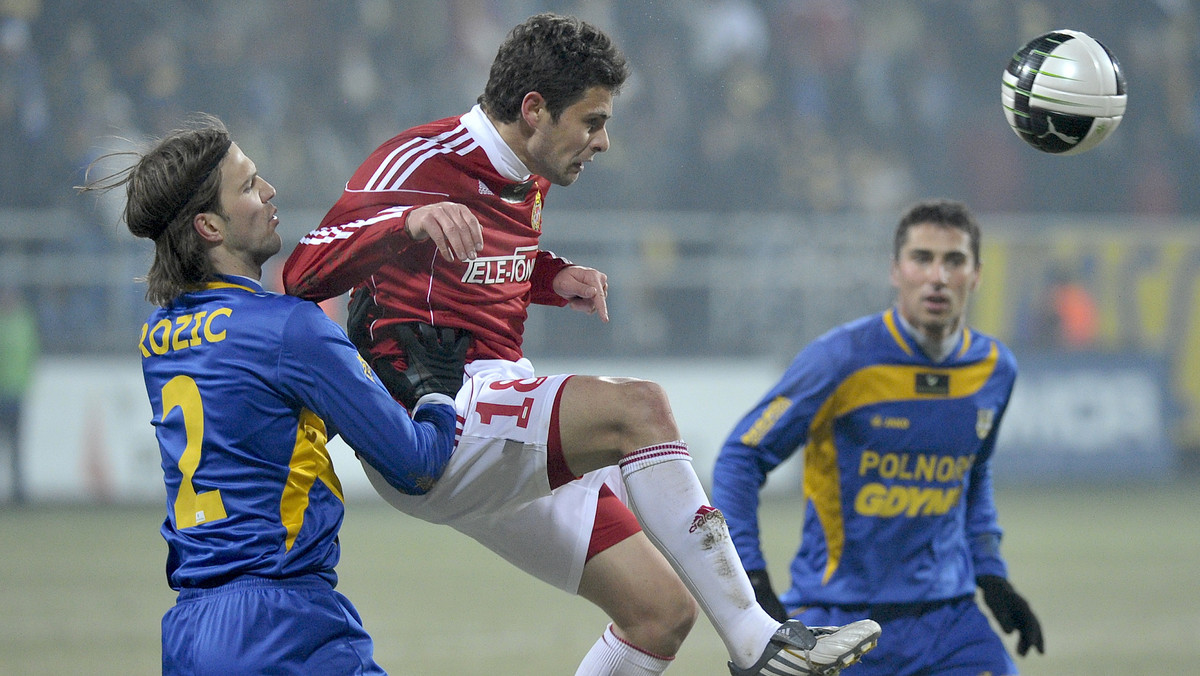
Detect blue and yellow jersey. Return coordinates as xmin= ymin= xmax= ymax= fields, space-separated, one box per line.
xmin=140 ymin=275 xmax=455 ymax=590
xmin=713 ymin=308 xmax=1014 ymax=606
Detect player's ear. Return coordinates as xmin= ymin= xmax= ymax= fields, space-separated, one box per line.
xmin=520 ymin=92 xmax=549 ymax=128
xmin=193 ymin=212 xmax=224 ymax=244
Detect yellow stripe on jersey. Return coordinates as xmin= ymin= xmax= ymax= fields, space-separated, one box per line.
xmin=958 ymin=327 xmax=974 ymax=358
xmin=803 ymin=341 xmax=999 ymax=582
xmin=882 ymin=309 xmax=914 ymax=357
xmin=281 ymin=410 xmax=345 ymax=552
xmin=202 ymin=281 xmax=260 ymax=294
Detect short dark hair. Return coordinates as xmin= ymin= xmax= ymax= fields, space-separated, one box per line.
xmin=78 ymin=113 xmax=231 ymax=306
xmin=478 ymin=13 xmax=630 ymax=123
xmin=893 ymin=199 xmax=981 ymax=266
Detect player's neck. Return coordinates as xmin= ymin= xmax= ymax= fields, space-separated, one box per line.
xmin=209 ymin=250 xmax=263 ymax=283
xmin=897 ymin=312 xmax=961 ymax=362
xmin=488 ymin=114 xmax=537 ymax=177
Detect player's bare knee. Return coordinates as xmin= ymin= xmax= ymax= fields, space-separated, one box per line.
xmin=615 ymin=379 xmax=679 ymax=449
xmin=621 ymin=584 xmax=697 ymax=655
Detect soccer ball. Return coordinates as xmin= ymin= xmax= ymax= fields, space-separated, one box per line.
xmin=1002 ymin=30 xmax=1127 ymax=155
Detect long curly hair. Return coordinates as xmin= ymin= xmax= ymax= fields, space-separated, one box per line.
xmin=79 ymin=113 xmax=232 ymax=307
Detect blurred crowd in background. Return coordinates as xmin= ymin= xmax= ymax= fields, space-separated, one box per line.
xmin=3 ymin=0 xmax=1199 ymax=474
xmin=2 ymin=0 xmax=1199 ymax=359
xmin=2 ymin=0 xmax=1197 ymax=219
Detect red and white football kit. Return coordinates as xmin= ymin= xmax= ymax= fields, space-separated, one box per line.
xmin=283 ymin=105 xmax=636 ymax=592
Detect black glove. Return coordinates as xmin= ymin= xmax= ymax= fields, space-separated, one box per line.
xmin=746 ymin=569 xmax=790 ymax=623
xmin=978 ymin=575 xmax=1044 ymax=656
xmin=372 ymin=323 xmax=470 ymax=409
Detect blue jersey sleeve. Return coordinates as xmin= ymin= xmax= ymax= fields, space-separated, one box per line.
xmin=276 ymin=301 xmax=455 ymax=495
xmin=712 ymin=336 xmax=845 ymax=571
xmin=965 ymin=350 xmax=1016 ymax=579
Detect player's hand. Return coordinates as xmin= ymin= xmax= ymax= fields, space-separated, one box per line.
xmin=552 ymin=265 xmax=609 ymax=322
xmin=406 ymin=202 xmax=485 ymax=263
xmin=977 ymin=575 xmax=1044 ymax=656
xmin=746 ymin=569 xmax=790 ymax=623
xmin=394 ymin=323 xmax=471 ymax=409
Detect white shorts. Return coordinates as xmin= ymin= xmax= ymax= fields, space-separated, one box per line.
xmin=361 ymin=358 xmax=626 ymax=593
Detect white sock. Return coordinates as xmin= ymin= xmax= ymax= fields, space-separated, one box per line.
xmin=618 ymin=441 xmax=779 ymax=669
xmin=574 ymin=624 xmax=673 ymax=676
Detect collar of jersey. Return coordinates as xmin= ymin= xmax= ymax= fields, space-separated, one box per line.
xmin=202 ymin=274 xmax=263 ymax=294
xmin=462 ymin=104 xmax=531 ymax=182
xmin=884 ymin=307 xmax=970 ymax=361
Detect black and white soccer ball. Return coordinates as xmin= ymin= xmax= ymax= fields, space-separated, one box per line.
xmin=1002 ymin=30 xmax=1127 ymax=156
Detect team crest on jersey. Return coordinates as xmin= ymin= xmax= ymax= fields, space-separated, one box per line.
xmin=976 ymin=408 xmax=995 ymax=439
xmin=531 ymin=190 xmax=543 ymax=231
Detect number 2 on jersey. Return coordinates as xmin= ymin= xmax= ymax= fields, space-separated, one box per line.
xmin=162 ymin=375 xmax=228 ymax=528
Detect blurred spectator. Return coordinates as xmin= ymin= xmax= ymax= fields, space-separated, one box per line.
xmin=1032 ymin=262 xmax=1100 ymax=351
xmin=0 ymin=284 xmax=39 ymax=502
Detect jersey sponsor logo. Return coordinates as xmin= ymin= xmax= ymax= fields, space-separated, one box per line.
xmin=976 ymin=408 xmax=996 ymax=440
xmin=853 ymin=451 xmax=976 ymax=518
xmin=740 ymin=396 xmax=792 ymax=447
xmin=689 ymin=504 xmax=725 ymax=533
xmin=858 ymin=450 xmax=975 ymax=482
xmin=914 ymin=372 xmax=950 ymax=395
xmin=140 ymin=308 xmax=232 ymax=357
xmin=356 ymin=354 xmax=378 ymax=384
xmin=854 ymin=483 xmax=963 ymax=517
xmin=460 ymin=245 xmax=538 ymax=285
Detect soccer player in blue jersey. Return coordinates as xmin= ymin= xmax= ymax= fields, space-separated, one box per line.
xmin=80 ymin=114 xmax=462 ymax=675
xmin=713 ymin=200 xmax=1045 ymax=675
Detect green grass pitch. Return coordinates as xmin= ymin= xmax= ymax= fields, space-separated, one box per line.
xmin=2 ymin=481 xmax=1197 ymax=674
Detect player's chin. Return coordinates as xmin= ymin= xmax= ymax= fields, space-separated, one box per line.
xmin=553 ymin=171 xmax=581 ymax=187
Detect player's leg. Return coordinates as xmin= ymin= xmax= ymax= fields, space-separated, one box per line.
xmin=575 ymin=529 xmax=696 ymax=675
xmin=556 ymin=375 xmax=881 ymax=674
xmin=555 ymin=375 xmax=785 ymax=667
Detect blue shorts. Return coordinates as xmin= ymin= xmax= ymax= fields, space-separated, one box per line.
xmin=163 ymin=574 xmax=386 ymax=675
xmin=797 ymin=597 xmax=1018 ymax=676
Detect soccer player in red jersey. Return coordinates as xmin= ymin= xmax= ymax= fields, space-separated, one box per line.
xmin=284 ymin=14 xmax=878 ymax=676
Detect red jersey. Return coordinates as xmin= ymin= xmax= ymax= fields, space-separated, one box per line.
xmin=282 ymin=107 xmax=574 ymax=365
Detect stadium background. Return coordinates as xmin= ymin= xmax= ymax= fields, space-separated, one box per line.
xmin=1 ymin=0 xmax=1197 ymax=674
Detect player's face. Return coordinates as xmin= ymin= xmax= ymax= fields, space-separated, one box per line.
xmin=890 ymin=223 xmax=980 ymax=339
xmin=525 ymin=86 xmax=613 ymax=187
xmin=213 ymin=143 xmax=281 ymax=270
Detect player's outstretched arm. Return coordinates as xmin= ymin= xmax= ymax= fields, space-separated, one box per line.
xmin=279 ymin=304 xmax=457 ymax=495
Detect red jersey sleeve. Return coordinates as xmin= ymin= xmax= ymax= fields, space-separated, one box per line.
xmin=529 ymin=250 xmax=573 ymax=307
xmin=282 ymin=203 xmax=416 ymax=301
